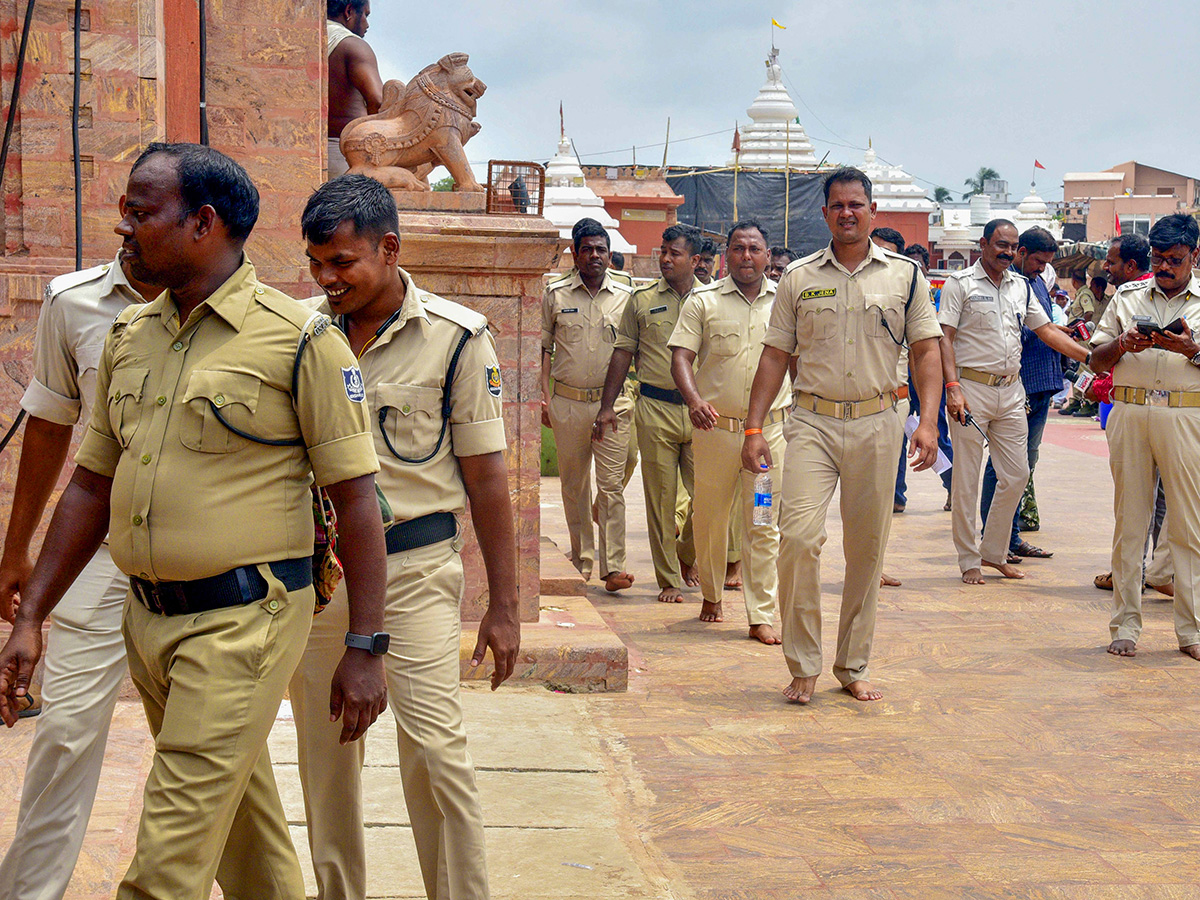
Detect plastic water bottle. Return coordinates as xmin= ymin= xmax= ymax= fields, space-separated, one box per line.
xmin=752 ymin=466 xmax=773 ymax=526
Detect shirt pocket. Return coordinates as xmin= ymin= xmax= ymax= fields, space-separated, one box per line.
xmin=965 ymin=296 xmax=998 ymax=330
xmin=709 ymin=320 xmax=742 ymax=357
xmin=865 ymin=292 xmax=905 ymax=344
xmin=799 ymin=299 xmax=838 ymax=342
xmin=107 ymin=367 xmax=149 ymax=449
xmin=374 ymin=382 xmax=444 ymax=461
xmin=558 ymin=320 xmax=586 ymax=345
xmin=180 ymin=370 xmax=262 ymax=453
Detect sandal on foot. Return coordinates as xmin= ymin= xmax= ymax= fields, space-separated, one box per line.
xmin=1013 ymin=540 xmax=1052 ymax=559
xmin=1094 ymin=571 xmax=1113 ymax=590
xmin=16 ymin=693 xmax=40 ymax=719
xmin=1004 ymin=553 xmax=1024 ymax=565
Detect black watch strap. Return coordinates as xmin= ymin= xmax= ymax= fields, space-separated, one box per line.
xmin=345 ymin=631 xmax=391 ymax=656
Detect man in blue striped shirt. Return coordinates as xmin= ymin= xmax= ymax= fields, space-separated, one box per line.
xmin=980 ymin=227 xmax=1062 ymax=559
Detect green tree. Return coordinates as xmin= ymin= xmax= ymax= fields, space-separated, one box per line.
xmin=432 ymin=176 xmax=455 ymax=192
xmin=933 ymin=187 xmax=953 ymax=204
xmin=962 ymin=166 xmax=1001 ymax=199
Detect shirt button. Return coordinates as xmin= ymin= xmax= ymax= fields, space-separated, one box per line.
xmin=214 ymin=394 xmax=225 ymax=407
xmin=255 ymin=287 xmax=265 ymax=295
xmin=140 ymin=572 xmax=150 ymax=580
xmin=132 ymin=515 xmax=143 ymax=526
xmin=402 ymin=404 xmax=411 ymax=413
xmin=172 ymin=341 xmax=183 ymax=351
xmin=157 ymin=396 xmax=167 ymax=406
xmin=268 ymin=600 xmax=279 ymax=610
xmin=141 ymin=454 xmax=151 ymax=464
xmin=848 ymin=339 xmax=855 ymax=344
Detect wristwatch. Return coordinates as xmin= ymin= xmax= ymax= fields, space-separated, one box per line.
xmin=1190 ymin=350 xmax=1200 ymax=368
xmin=345 ymin=631 xmax=391 ymax=655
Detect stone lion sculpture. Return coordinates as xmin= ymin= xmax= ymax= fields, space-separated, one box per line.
xmin=339 ymin=52 xmax=486 ymax=192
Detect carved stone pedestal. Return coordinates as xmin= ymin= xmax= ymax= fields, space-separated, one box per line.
xmin=395 ymin=210 xmax=560 ymax=624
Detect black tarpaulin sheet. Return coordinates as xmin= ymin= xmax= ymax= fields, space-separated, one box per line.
xmin=665 ymin=169 xmax=827 ymax=255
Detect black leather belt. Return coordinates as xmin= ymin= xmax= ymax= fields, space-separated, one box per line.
xmin=639 ymin=383 xmax=684 ymax=405
xmin=385 ymin=511 xmax=458 ymax=555
xmin=131 ymin=557 xmax=313 ymax=616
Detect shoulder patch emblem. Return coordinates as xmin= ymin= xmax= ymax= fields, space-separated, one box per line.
xmin=799 ymin=288 xmax=837 ymax=300
xmin=649 ymin=304 xmax=669 ymax=315
xmin=341 ymin=366 xmax=366 ymax=402
xmin=486 ymin=364 xmax=502 ymax=397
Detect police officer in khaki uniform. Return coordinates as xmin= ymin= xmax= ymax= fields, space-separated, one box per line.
xmin=743 ymin=168 xmax=944 ymax=704
xmin=0 ymin=143 xmax=389 ymax=900
xmin=293 ymin=176 xmax=519 ymax=900
xmin=1089 ymin=214 xmax=1200 ymax=660
xmin=938 ymin=219 xmax=1089 ymax=585
xmin=669 ymin=220 xmax=790 ymax=644
xmin=0 ymin=254 xmax=160 ymax=900
xmin=596 ymin=224 xmax=702 ymax=603
xmin=542 ymin=219 xmax=635 ymax=591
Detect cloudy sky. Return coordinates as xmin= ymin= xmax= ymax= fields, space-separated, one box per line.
xmin=369 ymin=0 xmax=1199 ymax=201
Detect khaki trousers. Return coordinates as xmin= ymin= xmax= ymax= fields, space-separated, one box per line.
xmin=676 ymin=485 xmax=736 ymax=566
xmin=1145 ymin=508 xmax=1174 ymax=585
xmin=549 ymin=390 xmax=633 ymax=578
xmin=692 ymin=422 xmax=784 ymax=626
xmin=0 ymin=551 xmax=128 ymax=900
xmin=1108 ymin=403 xmax=1200 ymax=648
xmin=291 ymin=538 xmax=489 ymax=900
xmin=636 ymin=394 xmax=695 ymax=589
xmin=778 ymin=406 xmax=902 ymax=686
xmin=118 ymin=570 xmax=311 ymax=900
xmin=949 ymin=379 xmax=1029 ymax=572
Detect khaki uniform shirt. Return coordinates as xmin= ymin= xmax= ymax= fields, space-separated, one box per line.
xmin=75 ymin=259 xmax=378 ymax=583
xmin=937 ymin=261 xmax=1049 ymax=376
xmin=542 ymin=270 xmax=632 ymax=389
xmin=1068 ymin=285 xmax=1097 ymax=321
xmin=614 ymin=276 xmax=701 ymax=391
xmin=23 ymin=255 xmax=144 ymax=428
xmin=668 ymin=275 xmax=790 ymax=418
xmin=1092 ymin=275 xmax=1200 ymax=392
xmin=307 ymin=268 xmax=506 ymax=521
xmin=766 ymin=242 xmax=941 ymax=401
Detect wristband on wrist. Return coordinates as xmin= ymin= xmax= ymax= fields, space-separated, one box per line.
xmin=744 ymin=427 xmax=763 ymax=436
xmin=944 ymin=381 xmax=960 ymax=389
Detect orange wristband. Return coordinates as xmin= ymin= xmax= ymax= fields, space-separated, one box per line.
xmin=944 ymin=381 xmax=960 ymax=389
xmin=744 ymin=427 xmax=763 ymax=436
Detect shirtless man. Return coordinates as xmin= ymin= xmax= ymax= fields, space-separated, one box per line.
xmin=327 ymin=0 xmax=383 ymax=177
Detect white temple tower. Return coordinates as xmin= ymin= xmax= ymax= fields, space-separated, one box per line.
xmin=858 ymin=144 xmax=936 ymax=215
xmin=727 ymin=48 xmax=817 ymax=170
xmin=542 ymin=135 xmax=634 ymax=253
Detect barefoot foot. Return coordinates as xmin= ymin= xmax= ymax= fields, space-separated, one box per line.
xmin=962 ymin=567 xmax=985 ymax=585
xmin=783 ymin=675 xmax=818 ymax=704
xmin=724 ymin=561 xmax=743 ymax=590
xmin=603 ymin=571 xmax=635 ymax=592
xmin=1108 ymin=639 xmax=1137 ymax=657
xmin=699 ymin=599 xmax=724 ymax=622
xmin=881 ymin=573 xmax=901 ymax=587
xmin=844 ymin=680 xmax=883 ymax=701
xmin=748 ymin=624 xmax=781 ymax=645
xmin=981 ymin=559 xmax=1025 ymax=579
xmin=1181 ymin=644 xmax=1200 ymax=660
xmin=681 ymin=561 xmax=700 ymax=588
xmin=657 ymin=586 xmax=684 ymax=603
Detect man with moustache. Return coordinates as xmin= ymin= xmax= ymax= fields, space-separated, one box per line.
xmin=0 ymin=142 xmax=388 ymax=900
xmin=327 ymin=0 xmax=383 ymax=178
xmin=0 ymin=251 xmax=160 ymax=900
xmin=695 ymin=238 xmax=718 ymax=285
xmin=669 ymin=221 xmax=788 ymax=644
xmin=767 ymin=246 xmax=799 ymax=282
xmin=1089 ymin=214 xmax=1200 ymax=660
xmin=295 ymin=174 xmax=519 ymax=900
xmin=743 ymin=168 xmax=943 ymax=703
xmin=938 ymin=219 xmax=1089 ymax=585
xmin=596 ymin=224 xmax=703 ymax=603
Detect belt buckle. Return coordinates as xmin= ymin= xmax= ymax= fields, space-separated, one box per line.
xmin=842 ymin=401 xmax=854 ymax=421
xmin=1149 ymin=390 xmax=1170 ymax=408
xmin=133 ymin=579 xmax=163 ymax=615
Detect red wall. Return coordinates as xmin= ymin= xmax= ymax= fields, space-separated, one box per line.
xmin=873 ymin=211 xmax=930 ymax=252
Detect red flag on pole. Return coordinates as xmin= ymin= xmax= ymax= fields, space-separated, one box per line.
xmin=1034 ymin=159 xmax=1046 ymax=169
xmin=731 ymin=126 xmax=741 ymax=154
xmin=1114 ymin=212 xmax=1122 ymax=236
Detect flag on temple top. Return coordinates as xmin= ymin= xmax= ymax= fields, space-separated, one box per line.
xmin=1114 ymin=213 xmax=1122 ymax=236
xmin=732 ymin=127 xmax=741 ymax=153
xmin=1034 ymin=159 xmax=1046 ymax=169
xmin=559 ymin=102 xmax=564 ymax=139
xmin=772 ymin=18 xmax=786 ymax=28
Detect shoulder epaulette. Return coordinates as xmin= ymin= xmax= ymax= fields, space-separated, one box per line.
xmin=609 ymin=271 xmax=634 ymax=286
xmin=424 ymin=293 xmax=489 ymax=336
xmin=946 ymin=268 xmax=973 ymax=282
xmin=631 ymin=281 xmax=660 ymax=297
xmin=609 ymin=280 xmax=633 ymax=295
xmin=792 ymin=249 xmax=824 ymax=269
xmin=46 ymin=262 xmax=111 ymax=304
xmin=256 ymin=285 xmax=324 ymax=332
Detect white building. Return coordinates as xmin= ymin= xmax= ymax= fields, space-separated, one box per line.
xmin=727 ymin=47 xmax=817 ymax=170
xmin=542 ymin=135 xmax=634 ymax=254
xmin=928 ymin=182 xmax=1061 ymax=271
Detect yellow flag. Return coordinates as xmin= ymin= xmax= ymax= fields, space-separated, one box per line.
xmin=772 ymin=17 xmax=786 ymax=28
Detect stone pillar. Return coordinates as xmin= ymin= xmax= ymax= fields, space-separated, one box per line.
xmin=394 ymin=207 xmax=559 ymax=624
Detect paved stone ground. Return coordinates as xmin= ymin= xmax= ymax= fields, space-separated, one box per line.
xmin=7 ymin=416 xmax=1200 ymax=899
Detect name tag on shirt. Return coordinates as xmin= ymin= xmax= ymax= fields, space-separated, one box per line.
xmin=800 ymin=288 xmax=836 ymax=300
xmin=560 ymin=307 xmax=579 ymax=314
xmin=966 ymin=294 xmax=994 ymax=304
xmin=649 ymin=305 xmax=669 ymax=314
